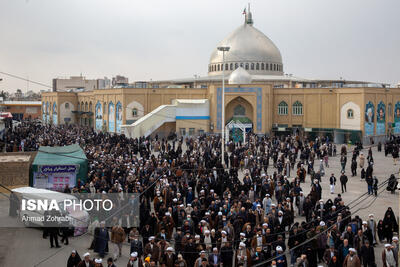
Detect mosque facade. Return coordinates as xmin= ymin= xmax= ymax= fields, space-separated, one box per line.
xmin=42 ymin=7 xmax=399 ymax=144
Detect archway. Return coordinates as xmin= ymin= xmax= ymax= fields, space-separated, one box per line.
xmin=126 ymin=101 xmax=144 ymax=124
xmin=225 ymin=96 xmax=254 ymax=142
xmin=340 ymin=101 xmax=361 ymax=130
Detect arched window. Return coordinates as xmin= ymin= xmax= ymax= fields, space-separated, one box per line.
xmin=261 ymin=63 xmax=265 ymax=70
xmin=85 ymin=102 xmax=88 ymax=112
xmin=292 ymin=101 xmax=303 ymax=115
xmin=65 ymin=103 xmax=69 ymax=109
xmin=240 ymin=63 xmax=244 ymax=68
xmin=225 ymin=63 xmax=228 ymax=71
xmin=251 ymin=63 xmax=254 ymax=70
xmin=245 ymin=63 xmax=249 ymax=70
xmin=132 ymin=108 xmax=138 ymax=117
xmin=234 ymin=105 xmax=245 ymax=116
xmin=266 ymin=63 xmax=269 ymax=70
xmin=235 ymin=63 xmax=238 ymax=69
xmin=256 ymin=63 xmax=259 ymax=70
xmin=81 ymin=102 xmax=84 ymax=111
xmin=270 ymin=64 xmax=273 ymax=70
xmin=347 ymin=109 xmax=354 ymax=119
xmin=278 ymin=101 xmax=288 ymax=115
xmin=217 ymin=64 xmax=220 ymax=71
xmin=89 ymin=102 xmax=93 ymax=112
xmin=230 ymin=63 xmax=233 ymax=70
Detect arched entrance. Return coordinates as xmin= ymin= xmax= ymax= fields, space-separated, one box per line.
xmin=225 ymin=97 xmax=254 ymax=142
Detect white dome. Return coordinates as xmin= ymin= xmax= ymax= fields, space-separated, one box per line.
xmin=228 ymin=67 xmax=252 ymax=84
xmin=208 ymin=9 xmax=283 ymax=76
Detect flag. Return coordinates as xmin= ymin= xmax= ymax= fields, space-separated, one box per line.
xmin=242 ymin=8 xmax=246 ymax=14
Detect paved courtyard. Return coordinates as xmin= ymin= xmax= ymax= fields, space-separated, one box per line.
xmin=0 ymin=145 xmax=398 ymax=266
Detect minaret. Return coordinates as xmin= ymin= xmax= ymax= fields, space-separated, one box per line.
xmin=246 ymin=3 xmax=253 ymax=25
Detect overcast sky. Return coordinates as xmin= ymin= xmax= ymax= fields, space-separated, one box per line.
xmin=0 ymin=0 xmax=399 ymax=93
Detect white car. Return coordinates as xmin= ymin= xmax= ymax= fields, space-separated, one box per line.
xmin=11 ymin=187 xmax=89 ymax=235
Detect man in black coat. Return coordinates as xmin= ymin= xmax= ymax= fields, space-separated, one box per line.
xmin=220 ymin=242 xmax=233 ymax=267
xmin=340 ymin=172 xmax=348 ymax=193
xmin=360 ymin=240 xmax=375 ymax=267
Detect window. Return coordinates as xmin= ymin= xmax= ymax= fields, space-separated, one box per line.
xmin=292 ymin=101 xmax=303 ymax=115
xmin=77 ymin=103 xmax=80 ymax=111
xmin=132 ymin=108 xmax=138 ymax=117
xmin=347 ymin=109 xmax=354 ymax=119
xmin=256 ymin=63 xmax=259 ymax=70
xmin=245 ymin=63 xmax=249 ymax=70
xmin=266 ymin=63 xmax=269 ymax=70
xmin=270 ymin=64 xmax=273 ymax=70
xmin=388 ymin=103 xmax=392 ymax=117
xmin=217 ymin=65 xmax=220 ymax=71
xmin=85 ymin=102 xmax=88 ymax=112
xmin=278 ymin=101 xmax=288 ymax=115
xmin=198 ymin=129 xmax=205 ymax=135
xmin=234 ymin=105 xmax=245 ymax=116
xmin=179 ymin=128 xmax=186 ymax=136
xmin=261 ymin=63 xmax=264 ymax=70
xmin=235 ymin=63 xmax=238 ymax=69
xmin=65 ymin=103 xmax=69 ymax=109
xmin=230 ymin=63 xmax=233 ymax=70
xmin=240 ymin=63 xmax=244 ymax=68
xmin=251 ymin=63 xmax=254 ymax=70
xmin=225 ymin=63 xmax=228 ymax=71
xmin=189 ymin=128 xmax=195 ymax=136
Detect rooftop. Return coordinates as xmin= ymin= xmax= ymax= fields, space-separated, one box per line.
xmin=1 ymin=101 xmax=42 ymax=105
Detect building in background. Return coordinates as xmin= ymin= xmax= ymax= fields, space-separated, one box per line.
xmin=41 ymin=6 xmax=398 ymax=144
xmin=52 ymin=76 xmax=98 ymax=92
xmin=112 ymin=75 xmax=129 ymax=87
xmin=0 ymin=100 xmax=41 ymax=120
xmin=97 ymin=77 xmax=111 ymax=89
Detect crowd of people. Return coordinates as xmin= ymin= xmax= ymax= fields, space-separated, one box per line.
xmin=4 ymin=121 xmax=399 ymax=267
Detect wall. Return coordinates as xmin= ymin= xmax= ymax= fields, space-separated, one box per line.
xmin=43 ymin=85 xmax=400 ymax=139
xmin=176 ymin=119 xmax=209 ymax=135
xmin=0 ymin=152 xmax=36 ymax=186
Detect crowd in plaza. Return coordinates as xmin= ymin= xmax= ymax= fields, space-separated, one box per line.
xmin=4 ymin=121 xmax=400 ymax=267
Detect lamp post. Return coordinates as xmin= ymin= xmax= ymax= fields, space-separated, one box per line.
xmin=217 ymin=46 xmax=230 ymax=166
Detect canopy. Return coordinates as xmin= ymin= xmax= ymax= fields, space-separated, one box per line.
xmin=30 ymin=144 xmax=88 ymax=190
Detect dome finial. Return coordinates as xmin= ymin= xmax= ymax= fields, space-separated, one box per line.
xmin=246 ymin=3 xmax=253 ymax=25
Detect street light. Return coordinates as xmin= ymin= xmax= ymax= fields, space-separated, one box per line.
xmin=217 ymin=46 xmax=230 ymax=166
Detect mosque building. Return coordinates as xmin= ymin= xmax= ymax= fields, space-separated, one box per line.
xmin=42 ymin=6 xmax=399 ymax=144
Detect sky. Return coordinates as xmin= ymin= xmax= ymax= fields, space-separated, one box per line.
xmin=0 ymin=0 xmax=399 ymax=93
